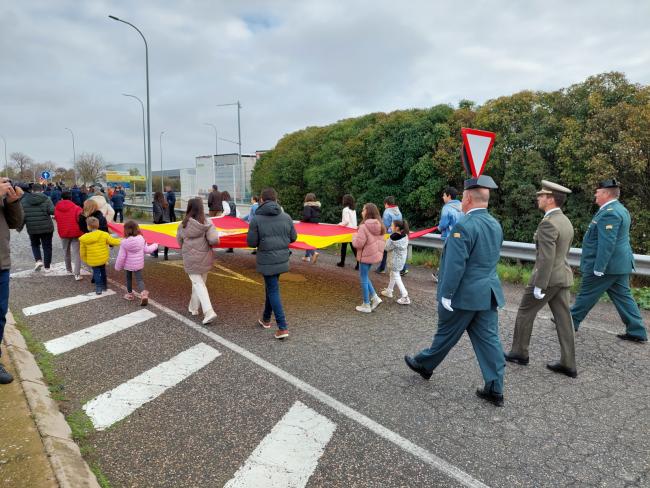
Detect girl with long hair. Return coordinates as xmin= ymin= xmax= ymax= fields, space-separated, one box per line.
xmin=152 ymin=191 xmax=170 ymax=259
xmin=352 ymin=203 xmax=386 ymax=313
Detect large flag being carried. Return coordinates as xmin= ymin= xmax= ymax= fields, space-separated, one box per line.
xmin=108 ymin=216 xmax=436 ymax=250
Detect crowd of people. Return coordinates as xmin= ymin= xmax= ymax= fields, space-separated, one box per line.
xmin=0 ymin=175 xmax=647 ymax=407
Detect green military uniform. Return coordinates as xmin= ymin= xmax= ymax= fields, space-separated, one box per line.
xmin=508 ymin=181 xmax=576 ymax=370
xmin=571 ymin=180 xmax=647 ymax=341
xmin=410 ymin=176 xmax=506 ymax=399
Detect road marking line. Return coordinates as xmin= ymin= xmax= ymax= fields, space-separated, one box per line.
xmin=44 ymin=309 xmax=157 ymax=355
xmin=83 ymin=342 xmax=220 ymax=431
xmin=107 ymin=277 xmax=489 ymax=488
xmin=224 ymin=401 xmax=336 ymax=488
xmin=160 ymin=260 xmax=261 ymax=285
xmin=22 ymin=290 xmax=116 ymax=317
xmin=10 ymin=262 xmax=94 ymax=278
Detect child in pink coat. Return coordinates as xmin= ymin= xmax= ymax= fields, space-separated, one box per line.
xmin=352 ymin=203 xmax=386 ymax=313
xmin=115 ymin=220 xmax=158 ymax=305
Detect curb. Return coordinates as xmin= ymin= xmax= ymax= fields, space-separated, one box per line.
xmin=3 ymin=310 xmax=101 ymax=488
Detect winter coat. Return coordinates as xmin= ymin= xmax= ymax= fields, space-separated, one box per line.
xmin=70 ymin=188 xmax=83 ymax=207
xmin=338 ymin=206 xmax=357 ymax=228
xmin=78 ymin=210 xmax=108 ymax=233
xmin=166 ymin=191 xmax=176 ymax=208
xmin=382 ymin=206 xmax=402 ymax=230
xmin=228 ymin=200 xmax=237 ymax=217
xmin=247 ymin=201 xmax=297 ymax=276
xmin=352 ymin=219 xmax=385 ymax=264
xmin=110 ymin=193 xmax=125 ymax=210
xmin=115 ymin=235 xmax=158 ymax=272
xmin=79 ymin=230 xmax=121 ymax=267
xmin=90 ymin=195 xmax=115 ymax=222
xmin=0 ymin=198 xmax=24 ymax=270
xmin=20 ymin=192 xmax=54 ymax=235
xmin=385 ymin=232 xmax=409 ymax=272
xmin=438 ymin=200 xmax=463 ymax=240
xmin=176 ymin=218 xmax=219 ymax=275
xmin=50 ymin=188 xmax=62 ymax=206
xmin=54 ymin=200 xmax=83 ymax=239
xmin=301 ymin=201 xmax=321 ymax=223
xmin=207 ymin=190 xmax=223 ymax=212
xmin=153 ymin=201 xmax=171 ymax=224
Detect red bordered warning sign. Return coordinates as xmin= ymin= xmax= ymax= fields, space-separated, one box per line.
xmin=461 ymin=128 xmax=496 ymax=177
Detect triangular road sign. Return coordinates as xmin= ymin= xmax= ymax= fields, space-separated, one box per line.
xmin=461 ymin=128 xmax=496 ymax=177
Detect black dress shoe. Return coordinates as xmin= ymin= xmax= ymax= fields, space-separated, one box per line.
xmin=404 ymin=355 xmax=432 ymax=380
xmin=617 ymin=333 xmax=647 ymax=343
xmin=475 ymin=387 xmax=504 ymax=407
xmin=546 ymin=361 xmax=577 ymax=378
xmin=336 ymin=262 xmax=345 ymax=267
xmin=0 ymin=362 xmax=14 ymax=384
xmin=504 ymin=352 xmax=529 ymax=365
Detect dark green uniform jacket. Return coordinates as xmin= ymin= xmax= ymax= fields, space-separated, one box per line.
xmin=20 ymin=192 xmax=54 ymax=235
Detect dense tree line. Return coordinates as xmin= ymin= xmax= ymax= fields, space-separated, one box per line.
xmin=251 ymin=72 xmax=650 ymax=253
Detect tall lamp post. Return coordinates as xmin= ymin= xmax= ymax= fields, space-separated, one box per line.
xmin=203 ymin=123 xmax=218 ymax=186
xmin=64 ymin=127 xmax=76 ymax=184
xmin=216 ymin=101 xmax=242 ymax=200
xmin=108 ymin=14 xmax=152 ymax=202
xmin=122 ymin=93 xmax=147 ymax=195
xmin=159 ymin=130 xmax=165 ymax=193
xmin=0 ymin=134 xmax=7 ymax=177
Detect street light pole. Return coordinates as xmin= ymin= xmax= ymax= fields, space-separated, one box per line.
xmin=0 ymin=134 xmax=7 ymax=177
xmin=216 ymin=101 xmax=242 ymax=200
xmin=64 ymin=127 xmax=76 ymax=184
xmin=122 ymin=93 xmax=147 ymax=194
xmin=109 ymin=15 xmax=152 ymax=202
xmin=159 ymin=130 xmax=165 ymax=193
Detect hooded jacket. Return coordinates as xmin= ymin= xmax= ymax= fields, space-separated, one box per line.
xmin=352 ymin=219 xmax=386 ymax=264
xmin=79 ymin=230 xmax=121 ymax=267
xmin=247 ymin=200 xmax=297 ymax=276
xmin=301 ymin=201 xmax=321 ymax=223
xmin=78 ymin=210 xmax=108 ymax=233
xmin=176 ymin=218 xmax=220 ymax=275
xmin=385 ymin=232 xmax=409 ymax=271
xmin=20 ymin=192 xmax=54 ymax=235
xmin=382 ymin=206 xmax=402 ymax=229
xmin=439 ymin=200 xmax=463 ymax=239
xmin=54 ymin=200 xmax=83 ymax=238
xmin=115 ymin=235 xmax=158 ymax=272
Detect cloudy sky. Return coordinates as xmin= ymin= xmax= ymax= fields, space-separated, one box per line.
xmin=2 ymin=0 xmax=650 ymax=171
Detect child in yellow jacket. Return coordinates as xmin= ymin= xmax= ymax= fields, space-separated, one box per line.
xmin=79 ymin=217 xmax=121 ymax=294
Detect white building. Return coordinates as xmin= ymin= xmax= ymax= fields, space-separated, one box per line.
xmin=187 ymin=153 xmax=257 ymax=202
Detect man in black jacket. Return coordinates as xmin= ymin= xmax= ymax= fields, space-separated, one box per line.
xmin=207 ymin=185 xmax=223 ymax=217
xmin=165 ymin=185 xmax=176 ymax=222
xmin=20 ymin=184 xmax=55 ymax=272
xmin=247 ymin=187 xmax=297 ymax=340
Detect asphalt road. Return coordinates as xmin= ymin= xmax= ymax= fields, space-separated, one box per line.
xmin=8 ymin=226 xmax=650 ymax=488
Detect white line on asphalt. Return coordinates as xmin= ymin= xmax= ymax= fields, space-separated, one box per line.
xmin=11 ymin=261 xmax=93 ymax=278
xmin=224 ymin=401 xmax=336 ymax=488
xmin=107 ymin=277 xmax=489 ymax=488
xmin=44 ymin=309 xmax=157 ymax=355
xmin=22 ymin=290 xmax=117 ymax=317
xmin=83 ymin=342 xmax=221 ymax=431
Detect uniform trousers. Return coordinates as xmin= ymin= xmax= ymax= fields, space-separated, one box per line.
xmin=571 ymin=273 xmax=647 ymax=339
xmin=414 ymin=303 xmax=505 ymax=394
xmin=511 ymin=285 xmax=575 ymax=369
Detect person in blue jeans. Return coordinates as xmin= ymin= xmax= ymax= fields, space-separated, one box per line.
xmin=0 ymin=178 xmax=24 ymax=384
xmin=432 ymin=186 xmax=463 ymax=282
xmin=375 ymin=196 xmax=406 ymax=274
xmin=247 ymin=187 xmax=297 ymax=340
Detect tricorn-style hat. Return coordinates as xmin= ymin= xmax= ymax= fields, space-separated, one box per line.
xmin=536 ymin=180 xmax=572 ymax=195
xmin=597 ymin=179 xmax=620 ymax=189
xmin=464 ymin=174 xmax=498 ymax=190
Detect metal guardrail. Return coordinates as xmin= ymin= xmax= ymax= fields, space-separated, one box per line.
xmin=411 ymin=233 xmax=650 ymax=277
xmin=124 ymin=202 xmax=253 ymax=219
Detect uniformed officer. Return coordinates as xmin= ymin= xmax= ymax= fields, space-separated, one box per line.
xmin=404 ymin=175 xmax=506 ymax=406
xmin=571 ymin=180 xmax=647 ymax=342
xmin=505 ymin=181 xmax=577 ymax=377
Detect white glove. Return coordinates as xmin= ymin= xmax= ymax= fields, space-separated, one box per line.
xmin=594 ymin=270 xmax=604 ymax=277
xmin=533 ymin=287 xmax=546 ymax=300
xmin=441 ymin=297 xmax=454 ymax=312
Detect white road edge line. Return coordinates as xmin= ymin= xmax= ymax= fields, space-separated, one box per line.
xmin=224 ymin=401 xmax=336 ymax=488
xmin=107 ymin=277 xmax=489 ymax=488
xmin=44 ymin=309 xmax=157 ymax=355
xmin=22 ymin=290 xmax=117 ymax=316
xmin=83 ymin=342 xmax=221 ymax=431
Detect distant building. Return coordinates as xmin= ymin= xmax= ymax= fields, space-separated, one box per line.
xmin=188 ymin=153 xmax=257 ymax=202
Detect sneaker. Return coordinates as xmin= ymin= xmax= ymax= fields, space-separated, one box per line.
xmin=397 ymin=296 xmax=411 ymax=305
xmin=96 ymin=290 xmax=103 ymax=295
xmin=380 ymin=288 xmax=394 ymax=298
xmin=274 ymin=329 xmax=289 ymax=340
xmin=302 ymin=256 xmax=310 ymax=262
xmin=258 ymin=318 xmax=272 ymax=329
xmin=400 ymin=269 xmax=409 ymax=276
xmin=123 ymin=292 xmax=135 ymax=301
xmin=140 ymin=290 xmax=149 ymax=306
xmin=311 ymin=252 xmax=319 ymax=264
xmin=34 ymin=261 xmax=43 ymax=271
xmin=370 ymin=295 xmax=382 ymax=310
xmin=336 ymin=262 xmax=345 ymax=268
xmin=355 ymin=303 xmax=372 ymax=313
xmin=43 ymin=267 xmax=53 ymax=274
xmin=188 ymin=309 xmax=200 ymax=316
xmin=74 ymin=275 xmax=83 ymax=281
xmin=0 ymin=363 xmax=14 ymax=384
xmin=431 ymin=272 xmax=438 ymax=283
xmin=202 ymin=311 xmax=217 ymax=325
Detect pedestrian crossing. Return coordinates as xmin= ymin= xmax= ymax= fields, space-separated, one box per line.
xmin=22 ymin=290 xmax=116 ymax=316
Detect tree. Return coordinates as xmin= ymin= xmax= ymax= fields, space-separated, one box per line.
xmin=10 ymin=152 xmax=34 ymax=181
xmin=75 ymin=153 xmax=106 ymax=184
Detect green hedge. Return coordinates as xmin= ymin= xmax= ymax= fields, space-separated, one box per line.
xmin=252 ymin=72 xmax=650 ymax=253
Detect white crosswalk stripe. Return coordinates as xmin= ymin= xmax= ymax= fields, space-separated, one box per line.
xmin=22 ymin=290 xmax=116 ymax=316
xmin=224 ymin=401 xmax=336 ymax=488
xmin=83 ymin=342 xmax=221 ymax=431
xmin=44 ymin=309 xmax=157 ymax=355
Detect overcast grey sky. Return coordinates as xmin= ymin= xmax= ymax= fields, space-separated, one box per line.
xmin=2 ymin=0 xmax=650 ymax=170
